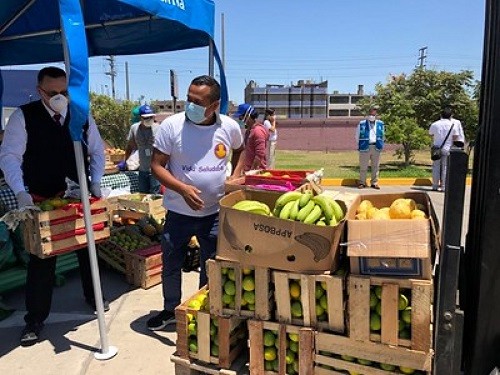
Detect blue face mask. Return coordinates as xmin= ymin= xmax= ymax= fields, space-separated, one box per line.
xmin=237 ymin=119 xmax=245 ymax=129
xmin=186 ymin=101 xmax=207 ymax=124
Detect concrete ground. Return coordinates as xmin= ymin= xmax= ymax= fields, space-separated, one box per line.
xmin=0 ymin=184 xmax=470 ymax=375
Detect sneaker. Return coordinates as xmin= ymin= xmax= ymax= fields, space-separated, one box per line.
xmin=370 ymin=184 xmax=380 ymax=190
xmin=20 ymin=322 xmax=44 ymax=347
xmin=147 ymin=310 xmax=175 ymax=331
xmin=357 ymin=183 xmax=366 ymax=189
xmin=86 ymin=298 xmax=110 ymax=314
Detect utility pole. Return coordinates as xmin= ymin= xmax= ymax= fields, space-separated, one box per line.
xmin=417 ymin=46 xmax=428 ymax=69
xmin=125 ymin=61 xmax=130 ymax=101
xmin=170 ymin=69 xmax=178 ymax=114
xmin=105 ymin=55 xmax=117 ymax=99
xmin=221 ymin=12 xmax=225 ymax=70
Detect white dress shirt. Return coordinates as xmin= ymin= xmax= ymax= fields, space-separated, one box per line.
xmin=0 ymin=101 xmax=105 ymax=195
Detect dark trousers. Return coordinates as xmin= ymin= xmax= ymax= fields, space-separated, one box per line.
xmin=24 ymin=248 xmax=96 ymax=324
xmin=161 ymin=211 xmax=218 ymax=312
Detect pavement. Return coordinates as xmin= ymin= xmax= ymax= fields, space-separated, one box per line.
xmin=0 ymin=184 xmax=471 ymax=375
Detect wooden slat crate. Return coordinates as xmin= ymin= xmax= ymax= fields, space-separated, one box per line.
xmin=124 ymin=244 xmax=162 ymax=289
xmin=96 ymin=226 xmax=156 ymax=276
xmin=247 ymin=319 xmax=315 ymax=375
xmin=208 ymin=259 xmax=273 ymax=320
xmin=117 ymin=193 xmax=166 ymax=221
xmin=348 ymin=275 xmax=433 ymax=352
xmin=273 ymin=271 xmax=345 ymax=333
xmin=315 ymin=331 xmax=432 ymax=374
xmin=23 ymin=199 xmax=111 ymax=258
xmin=175 ymin=286 xmax=247 ymax=369
xmin=171 ymin=351 xmax=249 ymax=375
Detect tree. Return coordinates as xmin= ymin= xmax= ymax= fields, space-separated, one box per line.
xmin=90 ymin=93 xmax=136 ymax=148
xmin=360 ymin=69 xmax=479 ymax=165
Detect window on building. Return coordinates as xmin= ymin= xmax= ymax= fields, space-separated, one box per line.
xmin=351 ymin=96 xmax=364 ymax=104
xmin=329 ymin=109 xmax=349 ymax=117
xmin=329 ymin=96 xmax=349 ymax=104
xmin=350 ymin=109 xmax=363 ymax=116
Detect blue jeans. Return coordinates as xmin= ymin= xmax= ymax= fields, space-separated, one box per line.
xmin=138 ymin=171 xmax=161 ymax=194
xmin=161 ymin=211 xmax=218 ymax=311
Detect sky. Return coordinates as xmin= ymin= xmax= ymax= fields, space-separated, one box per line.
xmin=4 ymin=0 xmax=486 ymax=106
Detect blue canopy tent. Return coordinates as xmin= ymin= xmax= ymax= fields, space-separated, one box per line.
xmin=0 ymin=0 xmax=227 ymax=360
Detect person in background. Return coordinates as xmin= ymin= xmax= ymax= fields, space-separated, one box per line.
xmin=146 ymin=75 xmax=244 ymax=330
xmin=355 ymin=105 xmax=385 ymax=189
xmin=232 ymin=103 xmax=268 ymax=176
xmin=429 ymin=107 xmax=459 ymax=192
xmin=119 ymin=104 xmax=161 ymax=194
xmin=0 ymin=66 xmax=108 ymax=346
xmin=263 ymin=108 xmax=278 ymax=169
xmin=451 ymin=115 xmax=465 ymax=149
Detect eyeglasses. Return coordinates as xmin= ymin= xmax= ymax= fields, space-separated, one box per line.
xmin=39 ymin=87 xmax=68 ymax=98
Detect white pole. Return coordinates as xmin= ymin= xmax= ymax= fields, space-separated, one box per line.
xmin=73 ymin=141 xmax=118 ymax=360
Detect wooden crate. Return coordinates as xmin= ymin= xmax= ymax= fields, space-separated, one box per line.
xmin=124 ymin=244 xmax=162 ymax=289
xmin=171 ymin=351 xmax=249 ymax=375
xmin=117 ymin=193 xmax=165 ymax=221
xmin=348 ymin=275 xmax=433 ymax=352
xmin=175 ymin=286 xmax=247 ymax=369
xmin=315 ymin=331 xmax=432 ymax=374
xmin=111 ymin=209 xmax=148 ymax=227
xmin=208 ymin=259 xmax=273 ymax=320
xmin=23 ymin=199 xmax=111 ymax=258
xmin=96 ymin=226 xmax=155 ymax=275
xmin=273 ymin=271 xmax=345 ymax=334
xmin=247 ymin=320 xmax=315 ymax=375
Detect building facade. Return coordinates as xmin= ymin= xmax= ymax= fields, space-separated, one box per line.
xmin=244 ymin=80 xmax=374 ymax=119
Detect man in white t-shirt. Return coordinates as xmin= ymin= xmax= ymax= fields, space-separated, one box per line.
xmin=263 ymin=108 xmax=278 ymax=169
xmin=146 ymin=75 xmax=244 ymax=330
xmin=429 ymin=107 xmax=459 ymax=191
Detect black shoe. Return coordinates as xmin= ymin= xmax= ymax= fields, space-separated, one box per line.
xmin=147 ymin=310 xmax=175 ymax=331
xmin=20 ymin=322 xmax=44 ymax=347
xmin=86 ymin=298 xmax=110 ymax=314
xmin=371 ymin=184 xmax=380 ymax=190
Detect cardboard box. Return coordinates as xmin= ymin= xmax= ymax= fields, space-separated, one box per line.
xmin=217 ymin=190 xmax=349 ymax=273
xmin=346 ymin=192 xmax=439 ymax=280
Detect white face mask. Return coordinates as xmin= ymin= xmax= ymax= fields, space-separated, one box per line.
xmin=368 ymin=115 xmax=376 ymax=122
xmin=143 ymin=117 xmax=154 ymax=127
xmin=49 ymin=94 xmax=68 ymax=113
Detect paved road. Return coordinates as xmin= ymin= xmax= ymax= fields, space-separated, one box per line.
xmin=0 ymin=185 xmax=470 ymax=375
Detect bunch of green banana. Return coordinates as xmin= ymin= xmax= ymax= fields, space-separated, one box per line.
xmin=232 ymin=200 xmax=271 ymax=216
xmin=273 ymin=191 xmax=345 ymax=226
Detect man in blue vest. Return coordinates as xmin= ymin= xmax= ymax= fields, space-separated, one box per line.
xmin=355 ymin=105 xmax=385 ymax=189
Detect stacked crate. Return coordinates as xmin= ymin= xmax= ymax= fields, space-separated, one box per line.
xmin=313 ymin=192 xmax=436 ymax=375
xmin=172 ymin=188 xmax=438 ymax=374
xmin=214 ymin=188 xmax=349 ymax=375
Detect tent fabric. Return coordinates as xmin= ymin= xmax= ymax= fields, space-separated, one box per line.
xmin=0 ymin=0 xmax=229 ymax=114
xmin=0 ymin=0 xmax=215 ymax=66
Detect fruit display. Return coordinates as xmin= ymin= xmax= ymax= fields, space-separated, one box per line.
xmin=105 ymin=148 xmax=126 ymax=156
xmin=272 ymin=191 xmax=345 ymax=225
xmin=354 ymin=198 xmax=427 ymax=220
xmin=231 ymin=200 xmax=272 ymax=216
xmin=316 ymin=351 xmax=425 ymax=374
xmin=369 ymin=286 xmax=412 ymax=340
xmin=109 ymin=228 xmax=153 ymax=252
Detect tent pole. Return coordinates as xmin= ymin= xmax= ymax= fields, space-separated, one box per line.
xmin=73 ymin=141 xmax=118 ymax=360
